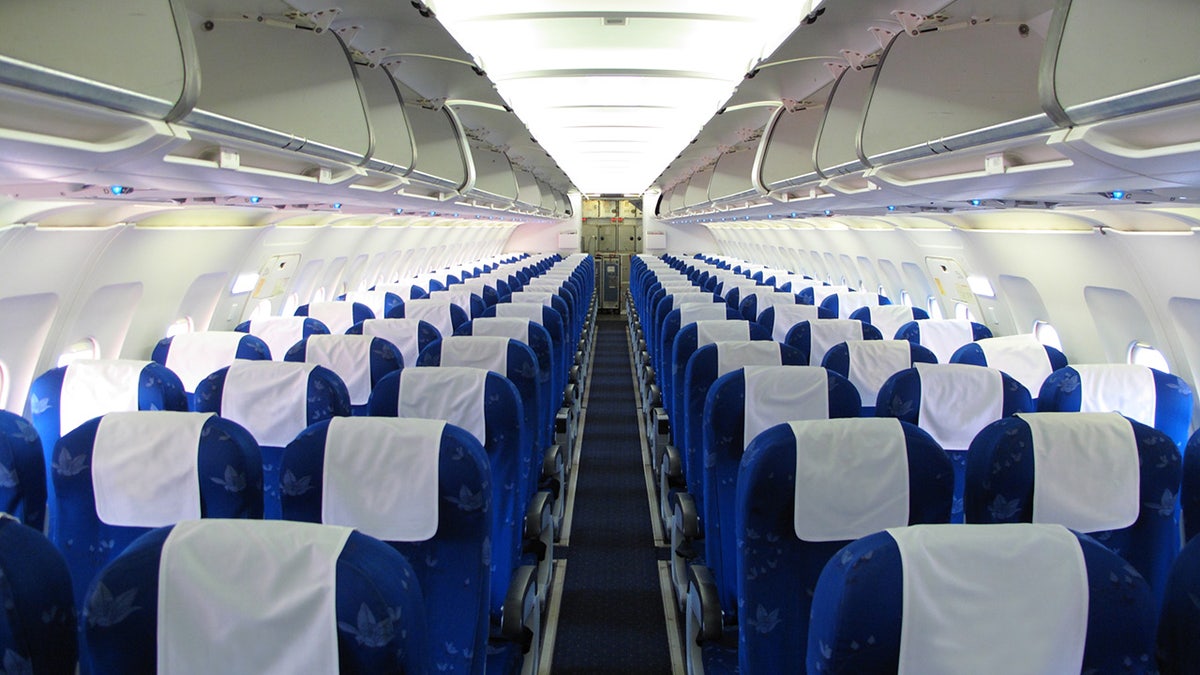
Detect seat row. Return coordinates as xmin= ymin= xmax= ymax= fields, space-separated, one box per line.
xmin=0 ymin=252 xmax=597 ymax=674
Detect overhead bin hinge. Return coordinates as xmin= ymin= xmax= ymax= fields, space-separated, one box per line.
xmin=891 ymin=10 xmax=927 ymax=36
xmin=305 ymin=8 xmax=341 ymax=34
xmin=361 ymin=47 xmax=390 ymax=67
xmin=869 ymin=26 xmax=898 ymax=49
xmin=334 ymin=24 xmax=361 ymax=43
xmin=416 ymin=97 xmax=447 ymax=111
xmin=840 ymin=50 xmax=873 ymax=71
xmin=823 ymin=61 xmax=849 ymax=79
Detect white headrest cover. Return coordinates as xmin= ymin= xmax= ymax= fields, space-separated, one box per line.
xmin=307 ymin=302 xmax=357 ymax=335
xmin=847 ymin=340 xmax=913 ymax=408
xmin=1073 ymin=364 xmax=1156 ymax=427
xmin=472 ymin=318 xmax=530 ymax=344
xmin=670 ymin=293 xmax=715 ymax=308
xmin=361 ymin=319 xmax=423 ymax=369
xmin=889 ymin=523 xmax=1087 ymax=675
xmin=793 ymin=418 xmax=909 ymax=541
xmin=977 ymin=334 xmax=1053 ymax=395
xmin=440 ymin=336 xmax=510 ymax=374
xmin=752 ymin=293 xmax=797 ymax=312
xmin=767 ymin=305 xmax=822 ymax=342
xmin=61 ymin=360 xmax=150 ymax=436
xmin=305 ymin=335 xmax=375 ymax=406
xmin=744 ymin=366 xmax=828 ymax=449
xmin=724 ymin=282 xmax=761 ymax=301
xmin=679 ymin=304 xmax=728 ymax=327
xmin=158 ymin=520 xmax=352 ymax=675
xmin=863 ymin=306 xmax=917 ymax=340
xmin=510 ymin=291 xmax=554 ymax=307
xmin=165 ymin=332 xmax=246 ymax=393
xmin=249 ymin=317 xmax=308 ymax=361
xmin=833 ymin=291 xmax=880 ymax=318
xmin=403 ymin=299 xmax=454 ymax=337
xmin=1021 ymin=412 xmax=1141 ymax=532
xmin=808 ymin=319 xmax=864 ymax=366
xmin=323 ymin=417 xmax=442 ymax=541
xmin=495 ymin=303 xmax=546 ymax=325
xmin=343 ymin=291 xmax=390 ymax=320
xmin=915 ymin=363 xmax=1003 ymax=451
xmin=429 ymin=290 xmax=474 ymax=316
xmin=222 ymin=361 xmax=317 ymax=447
xmin=697 ymin=320 xmax=749 ymax=347
xmin=716 ymin=341 xmax=781 ymax=379
xmin=810 ymin=285 xmax=851 ymax=307
xmin=460 ymin=280 xmax=491 ymax=295
xmin=92 ymin=411 xmax=206 ymax=527
xmin=398 ymin=368 xmax=487 ymax=444
xmin=917 ymin=320 xmax=975 ymax=364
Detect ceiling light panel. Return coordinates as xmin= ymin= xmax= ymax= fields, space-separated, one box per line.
xmin=427 ymin=0 xmax=815 ymax=193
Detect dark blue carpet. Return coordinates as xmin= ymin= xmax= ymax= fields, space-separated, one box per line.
xmin=551 ymin=316 xmax=672 ymax=674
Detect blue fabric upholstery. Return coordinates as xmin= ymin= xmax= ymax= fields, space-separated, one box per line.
xmin=82 ymin=523 xmax=429 ymax=674
xmin=234 ymin=317 xmax=331 ymax=360
xmin=482 ymin=304 xmax=568 ymax=399
xmin=818 ymin=293 xmax=892 ymax=319
xmin=369 ymin=369 xmax=529 ymax=625
xmin=737 ymin=293 xmax=800 ymax=322
xmin=346 ymin=319 xmax=441 ymax=359
xmin=150 ymin=333 xmax=271 ymax=408
xmin=807 ymin=527 xmax=1157 ymax=674
xmin=52 ymin=413 xmax=263 ymax=609
xmin=1038 ymin=365 xmax=1193 ymax=448
xmin=950 ymin=339 xmax=1069 ymax=402
xmin=1185 ymin=429 xmax=1200 ymax=542
xmin=875 ymin=365 xmax=1033 ymax=522
xmin=894 ymin=318 xmax=992 ymax=354
xmin=26 ymin=362 xmax=188 ymax=531
xmin=281 ymin=420 xmax=491 ymax=675
xmin=821 ymin=342 xmax=937 ymax=414
xmin=753 ymin=304 xmax=835 ymax=341
xmin=455 ymin=320 xmax=556 ymax=442
xmin=966 ymin=415 xmax=1181 ymax=609
xmin=658 ymin=306 xmax=741 ymax=413
xmin=672 ymin=322 xmax=773 ymax=452
xmin=783 ymin=320 xmax=885 ymax=365
xmin=295 ymin=301 xmax=375 ymax=326
xmin=1158 ymin=533 xmax=1200 ymax=674
xmin=283 ymin=336 xmax=403 ymax=416
xmin=337 ymin=291 xmax=405 ymax=319
xmin=848 ymin=306 xmax=930 ymax=339
xmin=0 ymin=515 xmax=77 ymax=674
xmin=386 ymin=301 xmax=469 ymax=331
xmin=0 ymin=410 xmax=47 ymax=531
xmin=703 ymin=368 xmax=862 ymax=619
xmin=738 ymin=421 xmax=952 ymax=673
xmin=194 ymin=364 xmax=350 ymax=519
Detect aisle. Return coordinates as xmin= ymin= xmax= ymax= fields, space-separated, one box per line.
xmin=545 ymin=315 xmax=677 ymax=674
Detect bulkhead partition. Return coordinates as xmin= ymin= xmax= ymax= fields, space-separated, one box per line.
xmin=861 ymin=23 xmax=1052 ymax=167
xmin=356 ymin=64 xmax=415 ymax=176
xmin=813 ymin=67 xmax=875 ymax=177
xmin=467 ymin=145 xmax=519 ymax=206
xmin=185 ymin=16 xmax=371 ymax=166
xmin=403 ymin=101 xmax=471 ymax=196
xmin=683 ymin=166 xmax=715 ymax=208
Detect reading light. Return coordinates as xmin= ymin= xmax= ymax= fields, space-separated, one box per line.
xmin=332 ymin=202 xmax=342 ymax=209
xmin=887 ymin=205 xmax=896 ymax=211
xmin=970 ymin=199 xmax=982 ymax=206
xmin=824 ymin=209 xmax=832 ymax=216
xmin=249 ymin=196 xmax=262 ymax=204
xmin=1109 ymin=191 xmax=1126 ymax=201
xmin=109 ymin=185 xmax=131 ymax=195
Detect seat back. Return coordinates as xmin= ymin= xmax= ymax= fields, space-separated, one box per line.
xmin=1185 ymin=429 xmax=1200 ymax=541
xmin=737 ymin=290 xmax=799 ymax=323
xmin=0 ymin=515 xmax=76 ymax=674
xmin=950 ymin=333 xmax=1068 ymax=401
xmin=966 ymin=412 xmax=1181 ymax=607
xmin=427 ymin=289 xmax=486 ymax=320
xmin=296 ymin=300 xmax=375 ymax=334
xmin=895 ymin=318 xmax=992 ymax=363
xmin=1038 ymin=364 xmax=1193 ymax=448
xmin=876 ymin=363 xmax=1033 ymax=521
xmin=1159 ymin=532 xmax=1200 ymax=674
xmin=818 ymin=290 xmax=891 ymax=319
xmin=797 ymin=284 xmax=852 ymax=307
xmin=807 ymin=524 xmax=1156 ymax=674
xmin=821 ymin=340 xmax=937 ymax=414
xmin=457 ymin=319 xmax=556 ymax=440
xmin=486 ymin=303 xmax=568 ymax=396
xmin=52 ymin=412 xmax=262 ymax=607
xmin=783 ymin=319 xmax=884 ymax=365
xmin=0 ymin=410 xmax=48 ymax=531
xmin=754 ymin=304 xmax=832 ymax=343
xmin=738 ymin=418 xmax=952 ymax=673
xmin=394 ymin=298 xmax=469 ymax=336
xmin=235 ymin=316 xmax=330 ymax=361
xmin=672 ymin=321 xmax=771 ymax=449
xmin=659 ymin=305 xmax=739 ymax=410
xmin=347 ymin=318 xmax=440 ymax=374
xmin=194 ymin=361 xmax=350 ymax=518
xmin=340 ymin=290 xmax=404 ymax=320
xmin=83 ymin=520 xmax=429 ymax=674
xmin=151 ymin=331 xmax=271 ymax=407
xmin=281 ymin=418 xmax=490 ymax=675
xmin=848 ymin=305 xmax=930 ymax=340
xmin=284 ymin=335 xmax=402 ymax=415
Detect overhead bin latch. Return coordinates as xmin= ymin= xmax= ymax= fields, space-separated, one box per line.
xmin=891 ymin=10 xmax=927 ymax=36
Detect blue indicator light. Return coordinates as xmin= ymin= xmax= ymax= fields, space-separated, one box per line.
xmin=970 ymin=199 xmax=982 ymax=206
xmin=824 ymin=209 xmax=832 ymax=216
xmin=249 ymin=196 xmax=261 ymax=204
xmin=332 ymin=202 xmax=342 ymax=209
xmin=109 ymin=185 xmax=128 ymax=195
xmin=1110 ymin=190 xmax=1126 ymax=200
xmin=887 ymin=205 xmax=896 ymax=211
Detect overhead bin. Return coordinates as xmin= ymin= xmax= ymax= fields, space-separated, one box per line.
xmin=708 ymin=148 xmax=763 ymax=206
xmin=536 ymin=180 xmax=557 ymax=214
xmin=464 ymin=144 xmax=518 ymax=207
xmin=814 ymin=67 xmax=875 ymax=178
xmin=355 ymin=64 xmax=415 ymax=179
xmin=402 ymin=102 xmax=472 ymax=198
xmin=669 ymin=182 xmax=688 ymax=213
xmin=683 ymin=166 xmax=715 ymax=208
xmin=757 ymin=89 xmax=830 ymax=196
xmin=513 ymin=169 xmax=541 ymax=211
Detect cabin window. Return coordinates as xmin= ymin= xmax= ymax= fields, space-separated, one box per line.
xmin=247 ymin=300 xmax=273 ymax=322
xmin=1128 ymin=341 xmax=1170 ymax=372
xmin=900 ymin=290 xmax=913 ymax=307
xmin=1032 ymin=320 xmax=1063 ymax=351
xmin=926 ymin=297 xmax=944 ymax=320
xmin=165 ymin=317 xmax=193 ymax=338
xmin=58 ymin=337 xmax=100 ymax=367
xmin=954 ymin=302 xmax=977 ymax=322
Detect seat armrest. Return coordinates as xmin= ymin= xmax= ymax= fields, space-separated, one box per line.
xmin=687 ymin=564 xmax=723 ymax=642
xmin=500 ymin=564 xmax=539 ymax=646
xmin=524 ymin=490 xmax=552 ymax=542
xmin=673 ymin=491 xmax=701 ymax=541
xmin=542 ymin=443 xmax=563 ymax=484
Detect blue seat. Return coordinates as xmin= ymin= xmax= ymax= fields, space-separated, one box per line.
xmin=753 ymin=304 xmax=832 ymax=343
xmin=876 ymin=363 xmax=1033 ymax=521
xmin=1038 ymin=364 xmax=1193 ymax=448
xmin=736 ymin=419 xmax=953 ymax=674
xmin=0 ymin=515 xmax=77 ymax=673
xmin=281 ymin=418 xmax=493 ymax=675
xmin=818 ymin=290 xmax=892 ymax=319
xmin=1185 ymin=429 xmax=1200 ymax=541
xmin=783 ymin=319 xmax=884 ymax=366
xmin=427 ymin=289 xmax=486 ymax=320
xmin=283 ymin=334 xmax=402 ymax=416
xmin=52 ymin=412 xmax=262 ymax=610
xmin=796 ymin=284 xmax=852 ymax=307
xmin=895 ymin=318 xmax=992 ymax=363
xmin=390 ymin=298 xmax=469 ymax=337
xmin=808 ymin=524 xmax=1157 ymax=674
xmin=375 ymin=281 xmax=431 ymax=300
xmin=339 ymin=290 xmax=404 ymax=320
xmin=1158 ymin=533 xmax=1200 ymax=674
xmin=0 ymin=410 xmax=48 ymax=531
xmin=485 ymin=303 xmax=568 ymax=403
xmin=966 ymin=412 xmax=1181 ymax=608
xmin=458 ymin=279 xmax=501 ymax=308
xmin=736 ymin=290 xmax=800 ymax=323
xmin=83 ymin=520 xmax=429 ymax=674
xmin=849 ymin=305 xmax=930 ymax=340
xmin=658 ymin=305 xmax=740 ymax=418
xmin=26 ymin=360 xmax=188 ymax=531
xmin=295 ymin=300 xmax=375 ymax=334
xmin=151 ymin=331 xmax=271 ymax=408
xmin=951 ymin=334 xmax=1068 ymax=402
xmin=194 ymin=361 xmax=350 ymax=518
xmin=346 ymin=317 xmax=441 ymax=375
xmin=234 ymin=316 xmax=330 ymax=361
xmin=456 ymin=319 xmax=556 ymax=450
xmin=510 ymin=290 xmax=575 ymax=346
xmin=821 ymin=340 xmax=938 ymax=414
